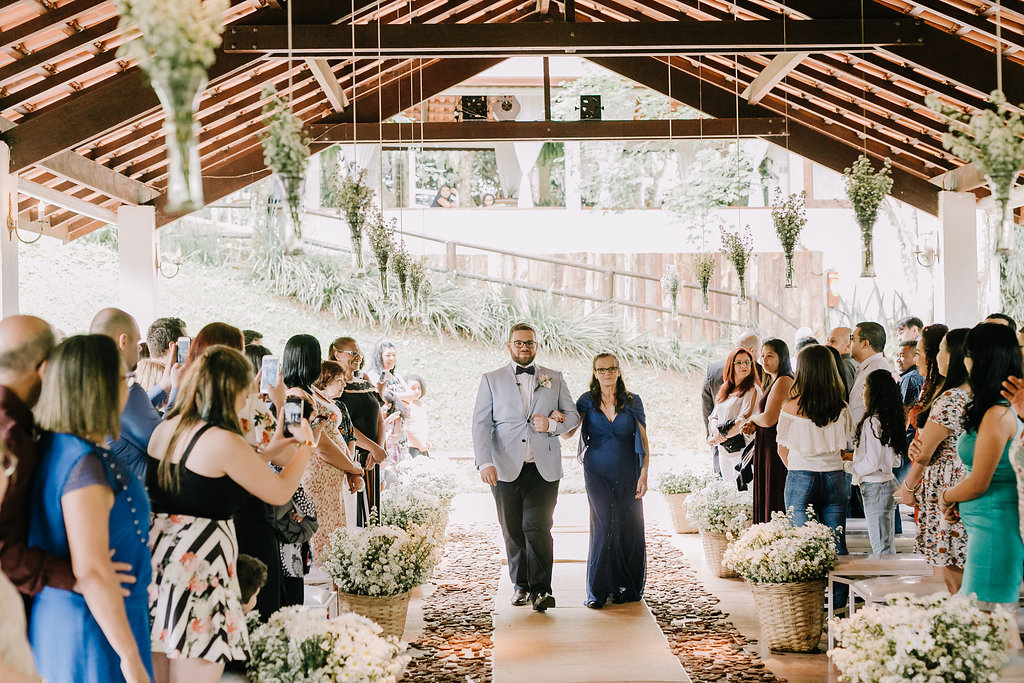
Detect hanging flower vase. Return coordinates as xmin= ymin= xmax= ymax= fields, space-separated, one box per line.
xmin=153 ymin=77 xmax=207 ymax=215
xmin=784 ymin=255 xmax=796 ymax=288
xmin=859 ymin=220 xmax=876 ymax=278
xmin=737 ymin=273 xmax=748 ymax=305
xmin=701 ymin=286 xmax=710 ymax=312
xmin=278 ymin=173 xmax=305 ymax=254
xmin=986 ymin=172 xmax=1019 ymax=253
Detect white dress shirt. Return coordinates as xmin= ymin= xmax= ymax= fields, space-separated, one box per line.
xmin=849 ymin=352 xmax=895 ymax=425
xmin=513 ymin=363 xmax=557 ymax=463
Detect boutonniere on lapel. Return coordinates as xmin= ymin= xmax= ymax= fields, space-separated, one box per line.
xmin=536 ymin=375 xmax=551 ymax=391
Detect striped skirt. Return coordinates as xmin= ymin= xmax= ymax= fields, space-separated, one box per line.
xmin=149 ymin=513 xmax=249 ymax=663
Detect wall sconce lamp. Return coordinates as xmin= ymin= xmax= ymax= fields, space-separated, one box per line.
xmin=7 ymin=195 xmax=46 ymax=245
xmin=156 ymin=243 xmax=182 ymax=279
xmin=914 ymin=231 xmax=938 ymax=268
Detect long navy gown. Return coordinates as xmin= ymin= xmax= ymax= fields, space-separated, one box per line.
xmin=576 ymin=392 xmax=647 ymax=605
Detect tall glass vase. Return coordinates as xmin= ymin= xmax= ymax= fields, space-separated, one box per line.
xmin=784 ymin=254 xmax=796 ymax=288
xmin=279 ymin=173 xmax=305 ymax=254
xmin=736 ymin=272 xmax=748 ymax=305
xmin=153 ymin=77 xmax=206 ymax=214
xmin=859 ymin=220 xmax=876 ymax=278
xmin=700 ymin=283 xmax=710 ymax=312
xmin=986 ymin=173 xmax=1019 ymax=253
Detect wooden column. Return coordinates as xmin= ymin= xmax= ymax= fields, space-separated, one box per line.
xmin=0 ymin=143 xmax=19 ymax=317
xmin=117 ymin=205 xmax=159 ymax=331
xmin=935 ymin=191 xmax=980 ymax=327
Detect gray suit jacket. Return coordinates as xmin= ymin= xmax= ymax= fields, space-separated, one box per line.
xmin=472 ymin=364 xmax=580 ymax=483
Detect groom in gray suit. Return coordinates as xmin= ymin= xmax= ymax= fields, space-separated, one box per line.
xmin=473 ymin=323 xmax=579 ymax=611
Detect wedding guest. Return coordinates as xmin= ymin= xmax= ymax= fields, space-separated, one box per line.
xmin=896 ymin=316 xmax=924 ymax=344
xmin=91 ymin=308 xmax=162 ymax=483
xmin=184 ymin=323 xmax=244 ymax=367
xmin=481 ymin=193 xmax=495 ymax=207
xmin=329 ymin=338 xmax=387 ymax=526
xmin=897 ymin=339 xmax=924 ymax=407
xmin=430 ymin=185 xmax=454 ymax=208
xmin=148 ymin=346 xmax=312 ymax=682
xmin=133 ymin=359 xmax=164 ymax=394
xmin=984 ymin=313 xmax=1016 ymax=329
xmin=284 ymin=335 xmax=362 ymax=560
xmin=845 ymin=370 xmax=906 ymax=554
xmin=0 ymin=316 xmax=79 ymax=599
xmin=404 ymin=374 xmax=430 ymax=458
xmin=741 ymin=339 xmax=794 ymax=523
xmin=701 ymin=331 xmax=760 ymax=474
xmin=707 ymin=347 xmax=762 ymax=483
xmin=826 ymin=326 xmax=857 ymax=396
xmin=144 ymin=317 xmax=186 ymax=408
xmin=941 ymin=323 xmax=1022 ymax=642
xmin=849 ymin=322 xmax=893 ymax=424
xmin=29 ymin=335 xmax=152 ymax=683
xmin=574 ymin=354 xmax=648 ymax=609
xmin=898 ymin=328 xmax=970 ymax=593
xmin=826 ymin=345 xmax=852 ymax=398
xmin=370 ymin=339 xmax=412 ymax=462
xmin=777 ymin=344 xmax=853 ymax=552
xmin=243 ymin=330 xmax=264 ymax=347
xmin=236 ymin=555 xmax=268 ymax=615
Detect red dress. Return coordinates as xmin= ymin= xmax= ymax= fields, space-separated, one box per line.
xmin=753 ymin=387 xmax=788 ymax=524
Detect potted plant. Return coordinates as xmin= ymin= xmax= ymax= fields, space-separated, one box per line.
xmin=927 ymin=90 xmax=1024 ymax=252
xmin=112 ymin=0 xmax=228 ymax=213
xmin=656 ymin=466 xmax=714 ymax=534
xmin=723 ymin=512 xmax=838 ymax=652
xmin=842 ymin=155 xmax=893 ymax=277
xmin=661 ymin=263 xmax=681 ymax=319
xmin=323 ymin=525 xmax=443 ymax=638
xmin=366 ymin=211 xmax=395 ymax=297
xmin=692 ymin=252 xmax=715 ymax=312
xmin=829 ymin=593 xmax=1014 ymax=681
xmin=771 ymin=190 xmax=807 ymax=288
xmin=684 ymin=479 xmax=753 ymax=578
xmin=248 ymin=606 xmax=408 ymax=681
xmin=326 ymin=161 xmax=377 ymax=271
xmin=719 ymin=225 xmax=754 ymax=305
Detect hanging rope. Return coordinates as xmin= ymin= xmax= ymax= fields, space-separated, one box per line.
xmin=997 ymin=0 xmax=1004 ymax=93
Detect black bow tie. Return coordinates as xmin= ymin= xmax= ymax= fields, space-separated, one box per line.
xmin=515 ymin=365 xmax=535 ymax=375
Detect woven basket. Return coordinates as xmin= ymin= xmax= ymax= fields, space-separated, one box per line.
xmin=663 ymin=493 xmax=697 ymax=534
xmin=749 ymin=579 xmax=826 ymax=652
xmin=699 ymin=530 xmax=738 ymax=578
xmin=337 ymin=590 xmax=412 ymax=639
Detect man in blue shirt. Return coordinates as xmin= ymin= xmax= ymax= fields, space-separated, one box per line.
xmin=90 ymin=308 xmax=161 ymax=483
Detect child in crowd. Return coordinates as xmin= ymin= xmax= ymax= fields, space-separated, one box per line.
xmin=404 ymin=375 xmax=431 ymax=457
xmin=237 ymin=554 xmax=268 ymax=615
xmin=845 ymin=370 xmax=908 ymax=554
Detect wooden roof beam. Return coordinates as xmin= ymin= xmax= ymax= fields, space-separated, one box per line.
xmin=929 ymin=162 xmax=986 ymax=192
xmin=742 ymin=52 xmax=809 ymax=105
xmin=19 ymin=177 xmax=116 ymax=224
xmin=305 ymin=58 xmax=349 ymax=112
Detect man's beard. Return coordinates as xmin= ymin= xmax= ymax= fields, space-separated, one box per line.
xmin=510 ymin=352 xmax=536 ymax=366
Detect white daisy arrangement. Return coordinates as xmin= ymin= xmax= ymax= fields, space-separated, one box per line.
xmin=247 ymin=606 xmax=409 ymax=682
xmin=323 ymin=525 xmax=443 ymax=597
xmin=656 ymin=466 xmax=716 ymax=495
xmin=394 ymin=456 xmax=461 ymax=503
xmin=829 ymin=593 xmax=1014 ymax=683
xmin=683 ymin=478 xmax=753 ymax=538
xmin=379 ymin=486 xmax=450 ymax=536
xmin=722 ymin=510 xmax=838 ymax=583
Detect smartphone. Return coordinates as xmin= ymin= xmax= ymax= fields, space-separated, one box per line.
xmin=260 ymin=355 xmax=280 ymax=395
xmin=176 ymin=336 xmax=190 ymax=365
xmin=283 ymin=396 xmax=304 ymax=438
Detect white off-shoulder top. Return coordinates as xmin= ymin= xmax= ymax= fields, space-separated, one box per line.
xmin=776 ymin=406 xmax=854 ymax=472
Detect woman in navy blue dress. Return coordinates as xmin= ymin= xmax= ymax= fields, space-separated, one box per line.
xmin=575 ymin=353 xmax=649 ymax=609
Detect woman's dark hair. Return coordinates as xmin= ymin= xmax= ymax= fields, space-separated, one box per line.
xmin=282 ymin=334 xmax=322 ymax=391
xmin=371 ymin=339 xmax=396 ymax=379
xmin=963 ymin=322 xmax=1024 ymax=433
xmin=914 ymin=323 xmax=948 ymax=428
xmin=937 ymin=328 xmax=970 ymax=396
xmin=244 ymin=344 xmax=272 ymax=374
xmin=790 ymin=345 xmax=847 ymax=427
xmin=762 ymin=338 xmax=793 ymax=382
xmin=588 ymin=353 xmax=633 ymax=413
xmin=186 ymin=323 xmax=244 ymax=367
xmin=825 ymin=345 xmax=850 ymax=396
xmin=405 ymin=374 xmax=427 ymax=398
xmin=716 ymin=347 xmax=760 ymax=406
xmin=854 ymin=369 xmax=908 ymax=456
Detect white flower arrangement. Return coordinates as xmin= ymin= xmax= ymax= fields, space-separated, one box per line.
xmin=683 ymin=479 xmax=753 ymax=538
xmin=770 ymin=190 xmax=806 ymax=286
xmin=842 ymin=154 xmax=893 ymax=231
xmin=829 ymin=593 xmax=1014 ymax=683
xmin=719 ymin=225 xmax=754 ymax=302
xmin=657 ymin=466 xmax=715 ymax=495
xmin=722 ymin=511 xmax=838 ymax=583
xmin=394 ymin=456 xmax=460 ymax=503
xmin=379 ymin=486 xmax=449 ymax=535
xmin=247 ymin=606 xmax=409 ymax=682
xmin=323 ymin=525 xmax=443 ymax=597
xmin=259 ymin=85 xmax=311 ymax=246
xmin=661 ymin=264 xmax=681 ymax=317
xmin=691 ymin=252 xmax=715 ymax=311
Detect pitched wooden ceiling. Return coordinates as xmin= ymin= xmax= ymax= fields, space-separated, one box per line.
xmin=0 ymin=0 xmax=1021 ymax=240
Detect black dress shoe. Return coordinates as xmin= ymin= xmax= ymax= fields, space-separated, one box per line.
xmin=512 ymin=589 xmax=531 ymax=606
xmin=610 ymin=590 xmax=626 ymax=604
xmin=532 ymin=592 xmax=556 ymax=612
xmin=585 ymin=599 xmax=605 ymax=609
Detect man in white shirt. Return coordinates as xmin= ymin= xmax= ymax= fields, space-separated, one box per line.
xmin=826 ymin=326 xmax=858 ymax=397
xmin=849 ymin=322 xmax=895 ymax=425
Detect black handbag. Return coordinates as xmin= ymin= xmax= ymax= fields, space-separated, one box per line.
xmin=735 ymin=440 xmax=756 ymax=491
xmin=717 ymin=419 xmax=746 ymax=453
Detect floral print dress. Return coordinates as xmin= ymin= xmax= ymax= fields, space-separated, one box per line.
xmin=914 ymin=387 xmax=970 ymax=568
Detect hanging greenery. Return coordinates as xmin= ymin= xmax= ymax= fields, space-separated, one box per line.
xmin=325 ymin=161 xmax=376 ymax=271
xmin=771 ymin=190 xmax=807 ymax=288
xmin=692 ymin=253 xmax=715 ymax=312
xmin=408 ymin=256 xmax=429 ymax=304
xmin=259 ymin=85 xmax=310 ymax=252
xmin=391 ymin=240 xmax=412 ymax=305
xmin=366 ymin=211 xmax=396 ymax=297
xmin=720 ymin=225 xmax=754 ymax=304
xmin=842 ymin=155 xmax=893 ymax=278
xmin=661 ymin=264 xmax=681 ymax=319
xmin=113 ymin=0 xmax=228 ymax=213
xmin=927 ymin=90 xmax=1024 ymax=252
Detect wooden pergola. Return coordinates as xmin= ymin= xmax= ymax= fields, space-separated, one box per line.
xmin=0 ymin=0 xmax=1017 ymax=240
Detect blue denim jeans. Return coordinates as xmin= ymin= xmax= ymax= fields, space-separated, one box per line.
xmin=785 ymin=469 xmax=849 ymax=609
xmin=861 ymin=479 xmax=897 ymax=555
xmin=892 ymin=453 xmax=912 ymax=535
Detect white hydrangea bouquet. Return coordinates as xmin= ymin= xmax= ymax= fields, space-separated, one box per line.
xmin=722 ymin=511 xmax=838 ymax=583
xmin=323 ymin=525 xmax=443 ymax=597
xmin=394 ymin=456 xmax=461 ymax=502
xmin=683 ymin=479 xmax=753 ymax=538
xmin=379 ymin=486 xmax=449 ymax=535
xmin=657 ymin=466 xmax=716 ymax=495
xmin=829 ymin=593 xmax=1014 ymax=683
xmin=247 ymin=606 xmax=409 ymax=682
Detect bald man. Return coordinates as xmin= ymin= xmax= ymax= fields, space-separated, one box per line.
xmin=90 ymin=308 xmax=160 ymax=482
xmin=702 ymin=331 xmax=761 ymax=476
xmin=826 ymin=326 xmax=858 ymax=398
xmin=0 ymin=315 xmax=79 ymax=597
